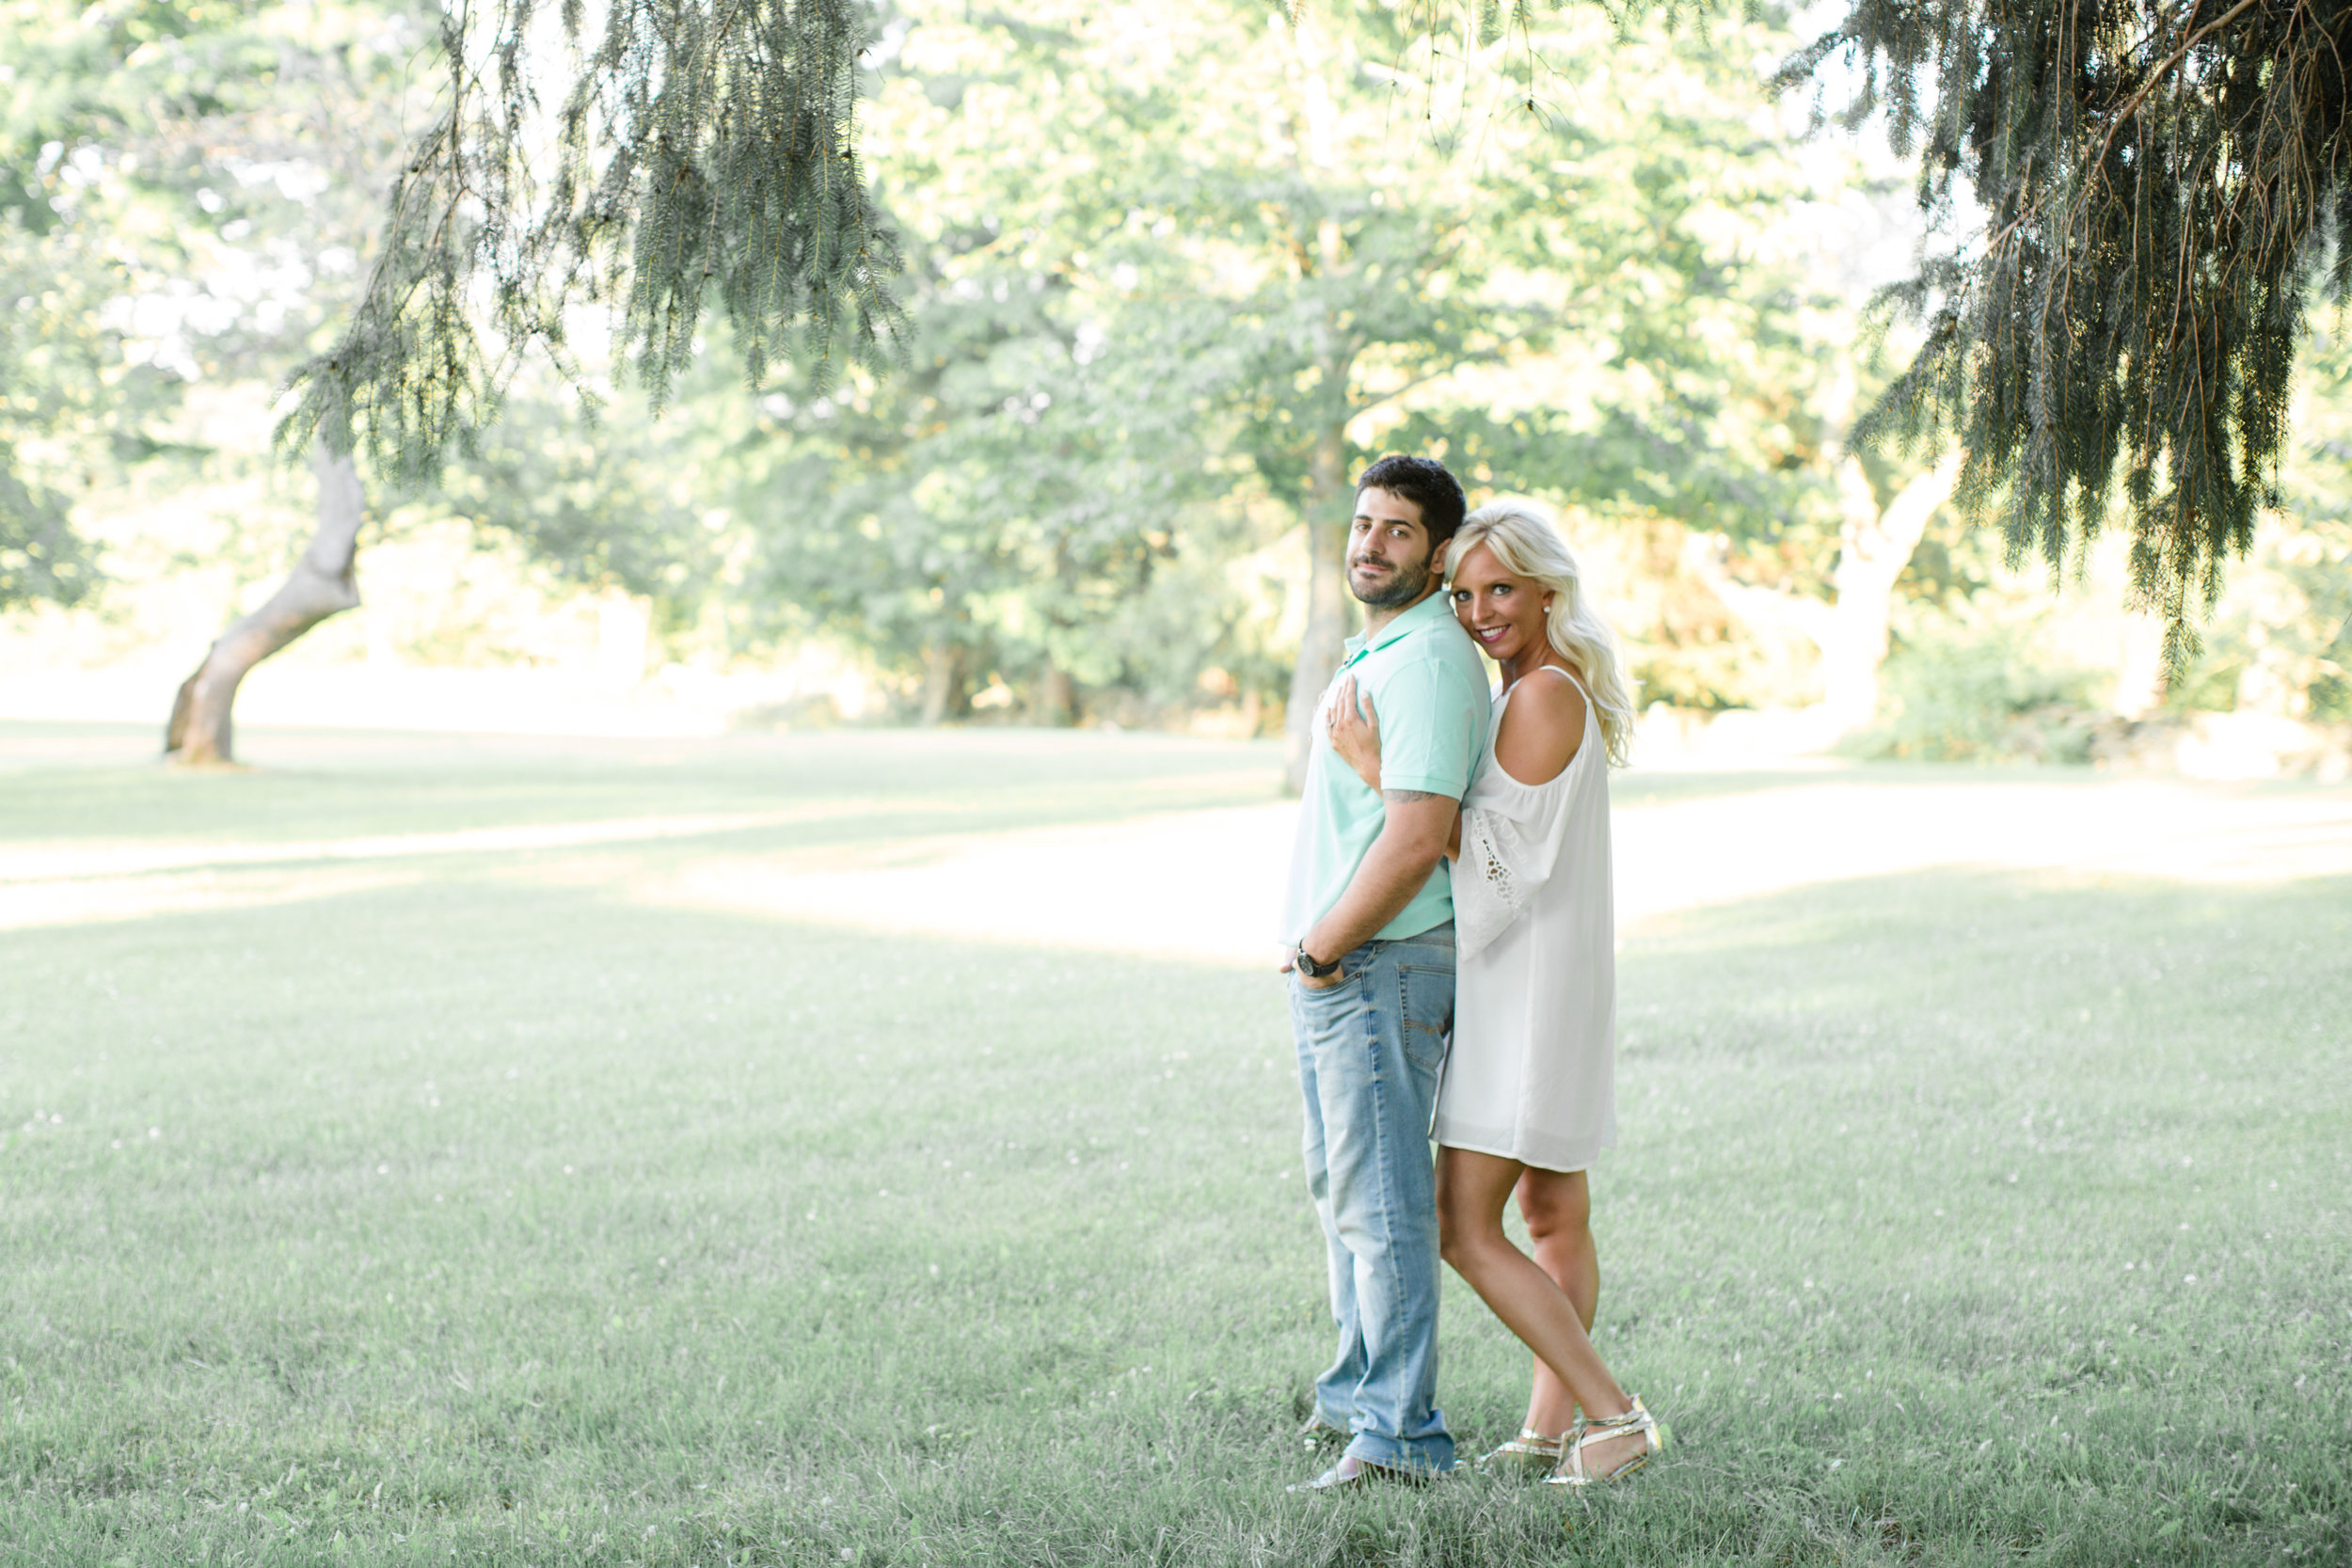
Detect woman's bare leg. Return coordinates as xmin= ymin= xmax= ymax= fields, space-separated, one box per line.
xmin=1517 ymin=1167 xmax=1597 ymax=1435
xmin=1437 ymin=1147 xmax=1629 ymax=1439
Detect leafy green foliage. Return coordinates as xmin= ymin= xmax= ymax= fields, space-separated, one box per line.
xmin=1849 ymin=626 xmax=2104 ymax=761
xmin=277 ymin=0 xmax=908 ymax=484
xmin=734 ymin=0 xmax=1867 ymax=722
xmin=2161 ymin=319 xmax=2352 ymax=718
xmin=0 ymin=0 xmax=431 ymax=605
xmin=730 ymin=257 xmax=1251 ymax=719
xmin=0 ymin=465 xmax=94 ymax=610
xmin=0 ymin=220 xmax=104 ymax=609
xmin=407 ymin=378 xmax=726 ymax=610
xmin=1791 ymin=0 xmax=2352 ymax=662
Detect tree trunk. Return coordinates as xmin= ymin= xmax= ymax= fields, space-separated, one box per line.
xmin=1282 ymin=420 xmax=1353 ymax=792
xmin=1032 ymin=661 xmax=1077 ymax=726
xmin=1816 ymin=452 xmax=1961 ymax=731
xmin=165 ymin=445 xmax=365 ymax=766
xmin=2114 ymin=611 xmax=2169 ymax=719
xmin=1693 ymin=452 xmax=1958 ymax=736
xmin=918 ymin=641 xmax=968 ymax=725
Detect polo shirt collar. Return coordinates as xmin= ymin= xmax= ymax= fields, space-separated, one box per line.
xmin=1342 ymin=588 xmax=1453 ymax=664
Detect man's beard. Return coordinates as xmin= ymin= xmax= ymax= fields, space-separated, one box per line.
xmin=1350 ymin=550 xmax=1434 ymax=609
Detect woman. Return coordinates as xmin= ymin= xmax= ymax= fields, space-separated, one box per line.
xmin=1327 ymin=499 xmax=1659 ymax=1486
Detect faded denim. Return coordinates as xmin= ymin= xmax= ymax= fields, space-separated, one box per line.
xmin=1289 ymin=922 xmax=1456 ymax=1473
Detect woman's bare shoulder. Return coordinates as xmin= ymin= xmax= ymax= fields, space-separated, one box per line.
xmin=1491 ymin=668 xmax=1585 ymax=785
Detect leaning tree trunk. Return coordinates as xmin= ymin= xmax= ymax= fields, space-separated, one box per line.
xmin=1815 ymin=451 xmax=1962 ymax=732
xmin=1694 ymin=451 xmax=1959 ymax=736
xmin=165 ymin=445 xmax=364 ymax=766
xmin=1281 ymin=420 xmax=1353 ymax=792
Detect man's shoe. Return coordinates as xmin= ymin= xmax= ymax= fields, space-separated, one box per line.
xmin=1289 ymin=1453 xmax=1436 ymax=1493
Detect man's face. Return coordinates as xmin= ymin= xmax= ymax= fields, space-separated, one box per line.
xmin=1347 ymin=488 xmax=1438 ymax=609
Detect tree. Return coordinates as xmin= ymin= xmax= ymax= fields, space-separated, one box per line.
xmin=2167 ymin=318 xmax=2352 ymax=721
xmin=1 ymin=0 xmax=433 ymax=757
xmin=717 ymin=1 xmax=1267 ymax=724
xmin=275 ymin=0 xmax=906 ymax=483
xmin=165 ymin=447 xmax=363 ymax=763
xmin=0 ymin=218 xmax=105 ymax=610
xmin=3 ymin=0 xmax=742 ymax=760
xmin=1697 ymin=450 xmax=1961 ymax=730
xmin=279 ymin=0 xmax=2352 ymax=699
xmin=163 ymin=371 xmax=731 ymax=762
xmin=689 ymin=0 xmax=1882 ymax=747
xmin=1790 ymin=0 xmax=2352 ymax=666
xmin=1131 ymin=1 xmax=1858 ymax=781
xmin=0 ymin=0 xmax=263 ymax=610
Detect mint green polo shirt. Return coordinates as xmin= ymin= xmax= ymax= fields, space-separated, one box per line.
xmin=1280 ymin=590 xmax=1491 ymax=945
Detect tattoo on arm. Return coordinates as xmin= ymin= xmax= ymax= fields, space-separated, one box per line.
xmin=1383 ymin=789 xmax=1440 ymax=804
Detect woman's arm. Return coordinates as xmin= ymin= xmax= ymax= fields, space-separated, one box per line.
xmin=1331 ymin=673 xmax=1467 ymax=859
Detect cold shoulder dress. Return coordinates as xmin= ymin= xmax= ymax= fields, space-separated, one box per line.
xmin=1432 ymin=665 xmax=1617 ymax=1173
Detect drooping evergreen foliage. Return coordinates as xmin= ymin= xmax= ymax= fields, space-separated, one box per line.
xmin=278 ymin=0 xmax=906 ymax=483
xmin=1787 ymin=0 xmax=2352 ymax=659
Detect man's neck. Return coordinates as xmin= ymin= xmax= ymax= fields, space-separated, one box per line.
xmin=1361 ymin=579 xmax=1441 ymax=640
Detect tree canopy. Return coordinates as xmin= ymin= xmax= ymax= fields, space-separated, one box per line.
xmin=276 ymin=0 xmax=907 ymax=481
xmin=1788 ymin=0 xmax=2352 ymax=661
xmin=274 ymin=0 xmax=2352 ymax=669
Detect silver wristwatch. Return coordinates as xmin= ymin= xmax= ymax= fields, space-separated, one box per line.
xmin=1295 ymin=942 xmax=1341 ymax=979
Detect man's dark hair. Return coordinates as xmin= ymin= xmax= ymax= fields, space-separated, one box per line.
xmin=1355 ymin=454 xmax=1467 ymax=548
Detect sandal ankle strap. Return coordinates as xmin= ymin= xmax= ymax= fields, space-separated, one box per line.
xmin=1583 ymin=1396 xmax=1652 ymax=1433
xmin=1549 ymin=1396 xmax=1664 ymax=1487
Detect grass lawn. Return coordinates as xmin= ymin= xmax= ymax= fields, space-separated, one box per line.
xmin=2 ymin=724 xmax=2346 ymax=1566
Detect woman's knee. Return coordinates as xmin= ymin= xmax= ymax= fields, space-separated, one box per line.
xmin=1437 ymin=1202 xmax=1502 ymax=1271
xmin=1518 ymin=1170 xmax=1590 ymax=1243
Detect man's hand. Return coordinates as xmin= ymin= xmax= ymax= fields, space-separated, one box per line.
xmin=1280 ymin=943 xmax=1349 ymax=990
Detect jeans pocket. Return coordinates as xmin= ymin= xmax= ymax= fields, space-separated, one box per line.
xmin=1392 ymin=962 xmax=1454 ymax=1074
xmin=1290 ymin=976 xmax=1358 ymax=1032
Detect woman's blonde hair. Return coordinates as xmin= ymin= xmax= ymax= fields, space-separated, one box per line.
xmin=1445 ymin=499 xmax=1637 ymax=767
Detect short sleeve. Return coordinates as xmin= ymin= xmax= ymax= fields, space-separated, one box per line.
xmin=1371 ymin=656 xmax=1481 ymax=800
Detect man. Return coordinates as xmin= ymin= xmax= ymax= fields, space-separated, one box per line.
xmin=1280 ymin=454 xmax=1489 ymax=1489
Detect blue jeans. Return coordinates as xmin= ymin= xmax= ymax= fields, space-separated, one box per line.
xmin=1289 ymin=922 xmax=1456 ymax=1473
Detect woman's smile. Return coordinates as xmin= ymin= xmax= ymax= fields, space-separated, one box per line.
xmin=1450 ymin=543 xmax=1551 ymax=670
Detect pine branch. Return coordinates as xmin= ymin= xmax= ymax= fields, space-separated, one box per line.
xmin=1808 ymin=0 xmax=2352 ymax=665
xmin=278 ymin=0 xmax=905 ymax=483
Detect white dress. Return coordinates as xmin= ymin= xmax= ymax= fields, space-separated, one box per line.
xmin=1433 ymin=666 xmax=1617 ymax=1173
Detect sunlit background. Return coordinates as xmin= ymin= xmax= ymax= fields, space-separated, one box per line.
xmin=4 ymin=0 xmax=2344 ymax=768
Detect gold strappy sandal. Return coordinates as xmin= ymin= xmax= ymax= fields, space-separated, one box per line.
xmin=1476 ymin=1425 xmax=1573 ymax=1476
xmin=1545 ymin=1396 xmax=1665 ymax=1487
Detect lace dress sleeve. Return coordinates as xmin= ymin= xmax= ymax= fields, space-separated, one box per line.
xmin=1453 ymin=791 xmax=1566 ymax=960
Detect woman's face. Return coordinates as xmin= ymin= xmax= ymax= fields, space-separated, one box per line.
xmin=1449 ymin=542 xmax=1554 ymax=665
